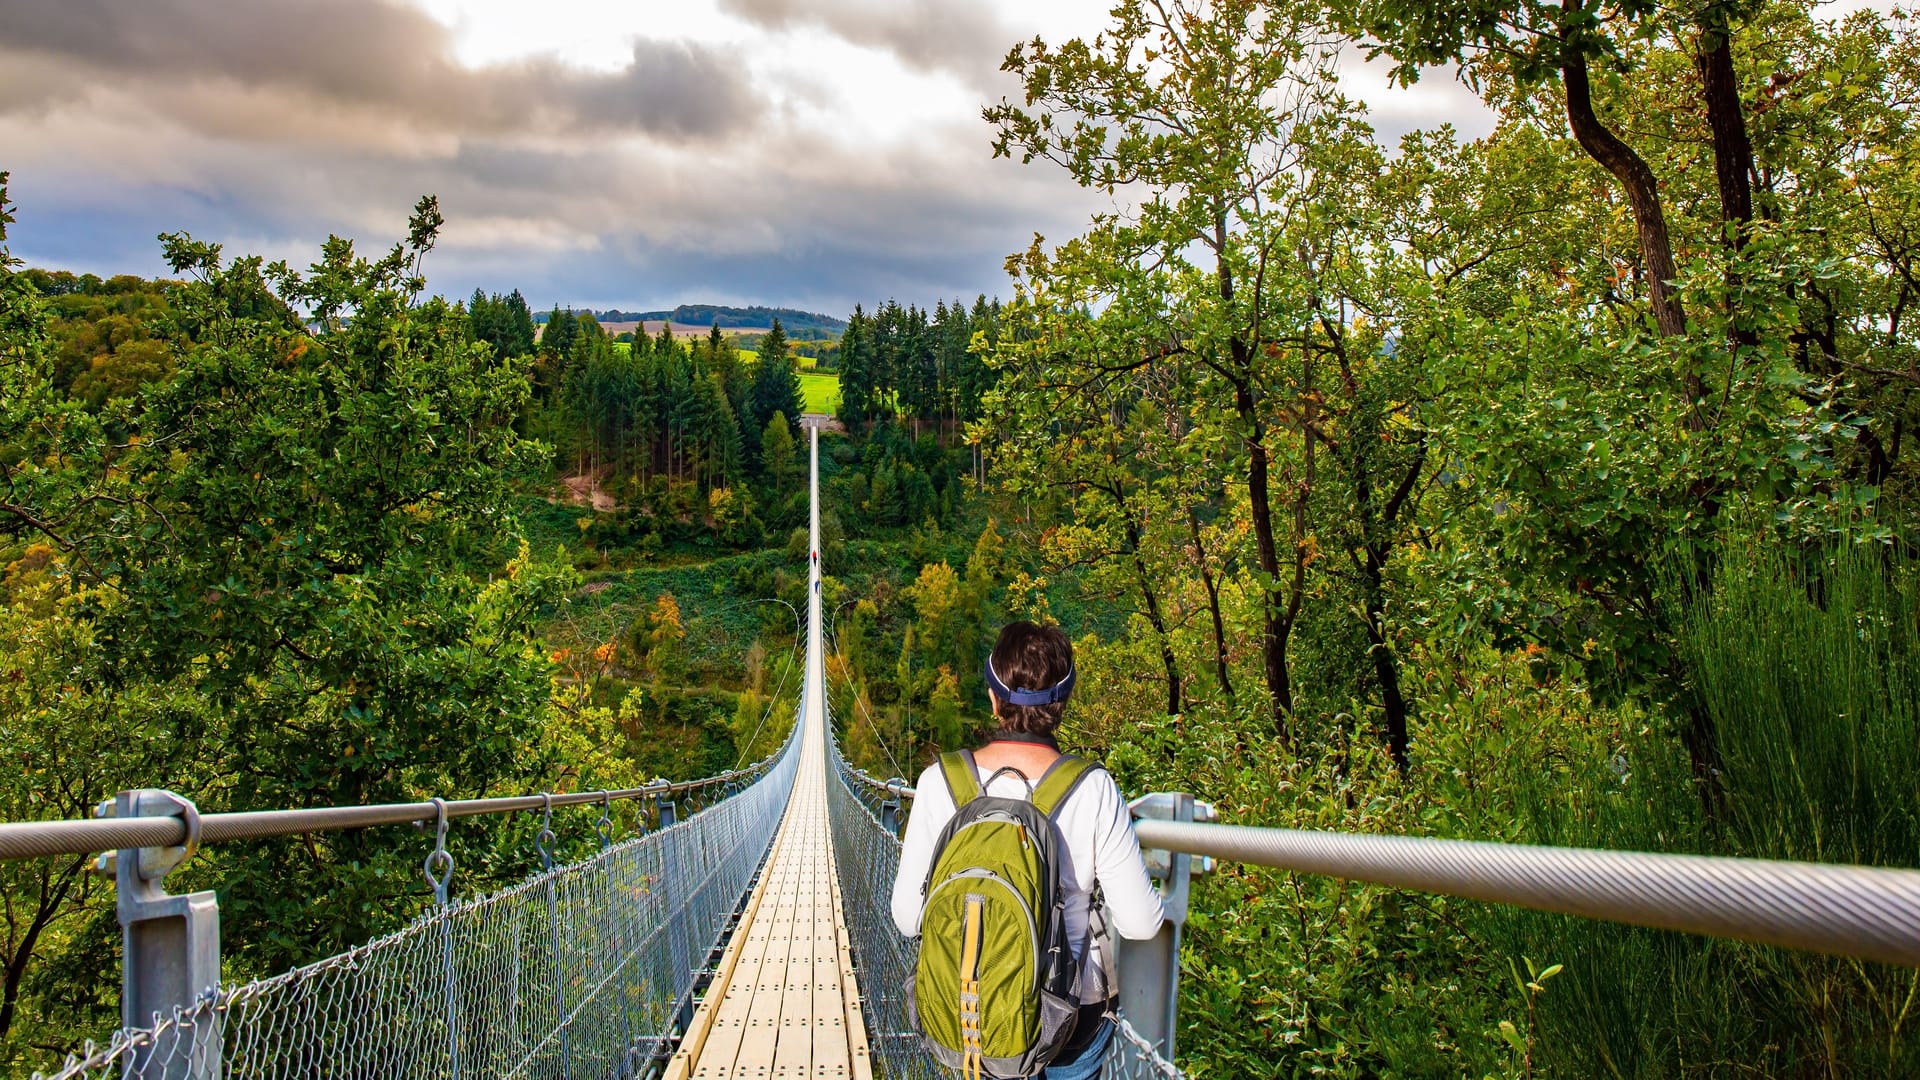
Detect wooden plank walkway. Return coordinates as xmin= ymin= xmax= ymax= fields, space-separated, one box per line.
xmin=664 ymin=426 xmax=873 ymax=1080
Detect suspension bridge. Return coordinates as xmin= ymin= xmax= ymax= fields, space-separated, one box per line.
xmin=4 ymin=426 xmax=1920 ymax=1080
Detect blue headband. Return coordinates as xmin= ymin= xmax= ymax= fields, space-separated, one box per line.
xmin=984 ymin=656 xmax=1076 ymax=706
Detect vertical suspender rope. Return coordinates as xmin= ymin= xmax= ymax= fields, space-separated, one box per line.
xmin=424 ymin=797 xmax=462 ymax=1080
xmin=536 ymin=794 xmax=575 ymax=1080
xmin=597 ymin=790 xmax=640 ymax=1076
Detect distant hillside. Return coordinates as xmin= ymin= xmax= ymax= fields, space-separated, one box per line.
xmin=599 ymin=305 xmax=846 ymax=335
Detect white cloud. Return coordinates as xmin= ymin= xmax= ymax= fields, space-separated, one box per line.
xmin=0 ymin=0 xmax=1510 ymax=313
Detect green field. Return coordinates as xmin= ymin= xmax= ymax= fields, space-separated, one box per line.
xmin=799 ymin=371 xmax=839 ymax=414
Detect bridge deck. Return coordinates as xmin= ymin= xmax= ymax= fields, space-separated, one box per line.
xmin=665 ymin=426 xmax=872 ymax=1080
xmin=664 ymin=674 xmax=871 ymax=1080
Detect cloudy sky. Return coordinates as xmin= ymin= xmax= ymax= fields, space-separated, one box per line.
xmin=0 ymin=1 xmax=1884 ymax=316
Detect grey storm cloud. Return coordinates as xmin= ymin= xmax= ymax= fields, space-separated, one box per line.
xmin=0 ymin=0 xmax=759 ymax=140
xmin=0 ymin=0 xmax=1126 ymax=315
xmin=717 ymin=0 xmax=1016 ymax=82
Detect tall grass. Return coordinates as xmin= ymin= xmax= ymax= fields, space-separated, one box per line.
xmin=1681 ymin=535 xmax=1920 ymax=870
xmin=1475 ymin=532 xmax=1920 ymax=1077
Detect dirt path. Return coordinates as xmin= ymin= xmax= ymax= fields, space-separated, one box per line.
xmin=561 ymin=470 xmax=617 ymax=511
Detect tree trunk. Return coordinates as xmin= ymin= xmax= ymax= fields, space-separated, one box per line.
xmin=1219 ymin=210 xmax=1294 ymax=742
xmin=1189 ymin=506 xmax=1233 ymax=698
xmin=1243 ymin=384 xmax=1294 ymax=738
xmin=1141 ymin=565 xmax=1183 ymax=716
xmin=1560 ymin=34 xmax=1686 ymax=339
xmin=1123 ymin=515 xmax=1182 ymax=715
xmin=1697 ymin=18 xmax=1762 ymax=354
xmin=1696 ymin=23 xmax=1754 ymax=240
xmin=1359 ymin=552 xmax=1410 ymax=772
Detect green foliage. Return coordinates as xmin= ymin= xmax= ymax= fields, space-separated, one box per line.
xmin=747 ymin=319 xmax=802 ymax=441
xmin=0 ymin=195 xmax=575 ymax=1067
xmin=468 ymin=287 xmax=537 ymax=360
xmin=762 ymin=411 xmax=798 ymax=492
xmin=968 ymin=2 xmax=1920 ymax=1077
xmin=835 ymin=298 xmax=999 ymax=432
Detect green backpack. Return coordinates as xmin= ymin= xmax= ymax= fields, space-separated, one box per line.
xmin=906 ymin=751 xmax=1101 ymax=1079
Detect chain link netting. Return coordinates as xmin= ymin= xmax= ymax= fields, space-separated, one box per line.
xmin=35 ymin=728 xmax=800 ymax=1080
xmin=825 ymin=731 xmax=1180 ymax=1080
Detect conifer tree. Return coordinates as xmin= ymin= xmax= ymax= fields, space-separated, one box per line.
xmin=838 ymin=305 xmax=875 ymax=427
xmin=543 ymin=306 xmax=578 ymax=358
xmin=747 ymin=318 xmax=802 ymax=438
xmin=503 ymin=289 xmax=536 ymax=356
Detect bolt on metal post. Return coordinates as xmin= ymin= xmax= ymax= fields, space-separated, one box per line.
xmin=99 ymin=789 xmax=222 ymax=1080
xmin=1118 ymin=791 xmax=1216 ymax=1065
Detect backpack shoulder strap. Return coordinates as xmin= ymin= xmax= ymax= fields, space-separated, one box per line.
xmin=939 ymin=750 xmax=983 ymax=807
xmin=1031 ymin=754 xmax=1102 ymax=818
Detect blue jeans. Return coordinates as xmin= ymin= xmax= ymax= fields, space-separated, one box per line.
xmin=1043 ymin=1017 xmax=1112 ymax=1080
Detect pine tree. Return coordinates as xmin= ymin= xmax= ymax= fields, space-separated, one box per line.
xmin=667 ymin=346 xmax=696 ymax=482
xmin=899 ymin=305 xmax=937 ymax=435
xmin=838 ymin=305 xmax=874 ymax=428
xmin=708 ymin=374 xmax=745 ymax=485
xmin=468 ymin=289 xmax=499 ymax=353
xmin=504 ymin=290 xmax=537 ymax=356
xmin=747 ymin=318 xmax=802 ymax=437
xmin=543 ymin=306 xmax=578 ymax=358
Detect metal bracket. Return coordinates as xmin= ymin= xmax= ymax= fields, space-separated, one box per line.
xmin=879 ymin=778 xmax=906 ymax=838
xmin=105 ymin=789 xmax=221 ymax=1080
xmin=652 ymin=779 xmax=679 ymax=829
xmin=1116 ymin=790 xmax=1212 ymax=1064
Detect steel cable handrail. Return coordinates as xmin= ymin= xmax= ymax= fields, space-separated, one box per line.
xmin=0 ymin=756 xmax=785 ymax=862
xmin=834 ymin=767 xmax=1920 ymax=968
xmin=32 ymin=717 xmax=808 ymax=1080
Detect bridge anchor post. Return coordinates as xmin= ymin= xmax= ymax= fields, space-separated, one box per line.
xmin=97 ymin=788 xmax=222 ymax=1080
xmin=1119 ymin=791 xmax=1214 ymax=1064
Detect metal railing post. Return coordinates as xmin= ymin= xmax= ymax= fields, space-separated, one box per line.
xmin=1119 ymin=792 xmax=1215 ymax=1064
xmin=103 ymin=789 xmax=221 ymax=1080
xmin=654 ymin=780 xmax=693 ymax=1033
xmin=879 ymin=778 xmax=905 ymax=838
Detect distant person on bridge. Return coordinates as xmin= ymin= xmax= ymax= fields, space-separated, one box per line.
xmin=891 ymin=620 xmax=1165 ymax=1079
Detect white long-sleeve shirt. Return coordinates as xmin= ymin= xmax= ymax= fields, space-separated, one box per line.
xmin=889 ymin=756 xmax=1166 ymax=964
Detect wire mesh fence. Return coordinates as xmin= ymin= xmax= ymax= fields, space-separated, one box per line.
xmin=35 ymin=726 xmax=801 ymax=1080
xmin=825 ymin=732 xmax=1181 ymax=1080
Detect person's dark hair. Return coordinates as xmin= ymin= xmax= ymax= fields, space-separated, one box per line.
xmin=988 ymin=621 xmax=1074 ymax=736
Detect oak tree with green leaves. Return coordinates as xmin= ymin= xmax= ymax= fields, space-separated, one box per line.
xmin=0 ymin=192 xmax=572 ymax=1065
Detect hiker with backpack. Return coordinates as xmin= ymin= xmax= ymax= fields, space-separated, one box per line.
xmin=890 ymin=621 xmax=1166 ymax=1079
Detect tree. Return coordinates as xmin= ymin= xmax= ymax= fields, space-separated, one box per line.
xmin=761 ymin=410 xmax=797 ymax=491
xmin=747 ymin=318 xmax=802 ymax=436
xmin=907 ymin=560 xmax=964 ymax=670
xmin=838 ymin=306 xmax=876 ymax=427
xmin=0 ymin=195 xmax=575 ymax=1053
xmin=644 ymin=592 xmax=687 ymax=684
xmin=501 ymin=289 xmax=537 ymax=357
xmin=1336 ymin=0 xmax=1691 ymax=338
xmin=542 ymin=305 xmax=578 ymax=358
xmin=987 ymin=0 xmax=1366 ymax=742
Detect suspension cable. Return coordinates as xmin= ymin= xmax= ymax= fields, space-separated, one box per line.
xmin=731 ymin=597 xmax=802 ymax=770
xmin=824 ymin=614 xmax=906 ymax=780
